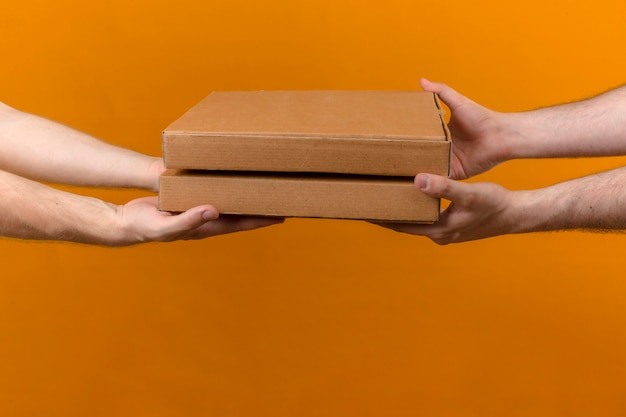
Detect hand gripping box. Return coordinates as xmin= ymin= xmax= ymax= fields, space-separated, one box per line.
xmin=159 ymin=90 xmax=450 ymax=223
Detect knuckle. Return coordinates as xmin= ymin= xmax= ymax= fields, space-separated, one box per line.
xmin=461 ymin=190 xmax=476 ymax=206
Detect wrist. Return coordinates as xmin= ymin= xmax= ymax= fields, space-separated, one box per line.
xmin=109 ymin=203 xmax=143 ymax=247
xmin=509 ymin=187 xmax=570 ymax=235
xmin=506 ymin=190 xmax=539 ymax=234
xmin=493 ymin=112 xmax=526 ymax=162
xmin=147 ymin=158 xmax=165 ymax=192
xmin=56 ymin=197 xmax=136 ymax=247
xmin=123 ymin=155 xmax=163 ymax=192
xmin=95 ymin=201 xmax=137 ymax=247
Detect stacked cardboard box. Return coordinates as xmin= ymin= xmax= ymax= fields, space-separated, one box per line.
xmin=158 ymin=90 xmax=450 ymax=223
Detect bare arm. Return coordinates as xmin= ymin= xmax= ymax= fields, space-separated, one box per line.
xmin=381 ymin=81 xmax=626 ymax=243
xmin=0 ymin=102 xmax=283 ymax=245
xmin=420 ymin=79 xmax=626 ymax=179
xmin=384 ymin=169 xmax=626 ymax=244
xmin=0 ymin=169 xmax=282 ymax=246
xmin=0 ymin=101 xmax=161 ymax=191
xmin=504 ymin=85 xmax=626 ymax=159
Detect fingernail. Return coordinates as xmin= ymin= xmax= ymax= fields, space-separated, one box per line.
xmin=416 ymin=174 xmax=430 ymax=190
xmin=201 ymin=209 xmax=218 ymax=221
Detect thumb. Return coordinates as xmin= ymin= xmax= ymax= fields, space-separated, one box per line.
xmin=420 ymin=78 xmax=470 ymax=112
xmin=415 ymin=173 xmax=470 ymax=204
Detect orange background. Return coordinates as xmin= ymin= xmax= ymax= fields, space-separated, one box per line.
xmin=2 ymin=1 xmax=626 ymax=416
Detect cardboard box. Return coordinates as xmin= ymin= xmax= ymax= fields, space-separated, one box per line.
xmin=159 ymin=170 xmax=438 ymax=223
xmin=163 ymin=90 xmax=450 ymax=177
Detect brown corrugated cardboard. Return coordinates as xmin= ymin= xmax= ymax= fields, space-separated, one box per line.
xmin=159 ymin=170 xmax=439 ymax=223
xmin=163 ymin=90 xmax=450 ymax=177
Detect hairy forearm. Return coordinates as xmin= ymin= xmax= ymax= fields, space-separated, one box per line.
xmin=0 ymin=169 xmax=128 ymax=245
xmin=0 ymin=168 xmax=280 ymax=245
xmin=0 ymin=102 xmax=161 ymax=191
xmin=501 ymin=85 xmax=626 ymax=159
xmin=511 ymin=166 xmax=626 ymax=233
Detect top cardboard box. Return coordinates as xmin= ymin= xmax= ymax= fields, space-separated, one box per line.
xmin=163 ymin=90 xmax=450 ymax=177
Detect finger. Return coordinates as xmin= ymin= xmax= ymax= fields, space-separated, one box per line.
xmin=192 ymin=215 xmax=285 ymax=237
xmin=160 ymin=205 xmax=219 ymax=235
xmin=415 ymin=174 xmax=472 ymax=206
xmin=419 ymin=78 xmax=470 ymax=112
xmin=218 ymin=215 xmax=285 ymax=232
xmin=375 ymin=221 xmax=433 ymax=236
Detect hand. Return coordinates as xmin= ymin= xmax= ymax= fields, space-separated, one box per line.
xmin=381 ymin=174 xmax=517 ymax=244
xmin=116 ymin=196 xmax=284 ymax=245
xmin=421 ymin=79 xmax=511 ymax=179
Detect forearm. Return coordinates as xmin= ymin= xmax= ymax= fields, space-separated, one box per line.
xmin=501 ymin=85 xmax=626 ymax=160
xmin=0 ymin=168 xmax=283 ymax=245
xmin=0 ymin=169 xmax=132 ymax=245
xmin=0 ymin=102 xmax=161 ymax=191
xmin=511 ymin=166 xmax=626 ymax=233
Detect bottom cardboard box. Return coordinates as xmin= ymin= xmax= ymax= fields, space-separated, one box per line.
xmin=159 ymin=170 xmax=439 ymax=223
